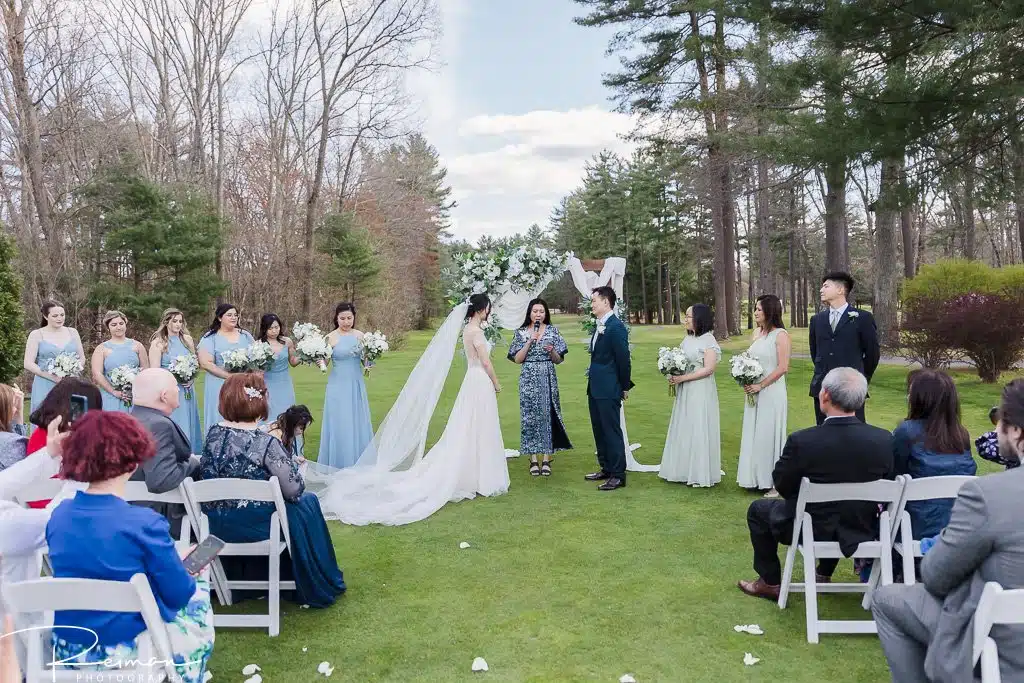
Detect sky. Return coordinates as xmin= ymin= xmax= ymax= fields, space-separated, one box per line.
xmin=407 ymin=0 xmax=639 ymax=243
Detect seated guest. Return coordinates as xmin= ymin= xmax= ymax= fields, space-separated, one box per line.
xmin=873 ymin=379 xmax=1024 ymax=683
xmin=977 ymin=406 xmax=1019 ymax=470
xmin=738 ymin=367 xmax=894 ymax=600
xmin=45 ymin=411 xmax=213 ymax=683
xmin=200 ymin=374 xmax=345 ymax=608
xmin=264 ymin=404 xmax=314 ymax=473
xmin=893 ymin=369 xmax=976 ymax=539
xmin=0 ymin=384 xmax=27 ymax=471
xmin=130 ymin=368 xmax=200 ymax=537
xmin=23 ymin=378 xmax=102 ymax=508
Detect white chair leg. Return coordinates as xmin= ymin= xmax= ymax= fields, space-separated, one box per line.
xmin=901 ymin=514 xmax=915 ymax=585
xmin=982 ymin=638 xmax=1002 ymax=683
xmin=862 ymin=560 xmax=881 ymax=610
xmin=802 ymin=520 xmax=820 ymax=644
xmin=268 ymin=515 xmax=281 ymax=638
xmin=778 ymin=543 xmax=798 ymax=609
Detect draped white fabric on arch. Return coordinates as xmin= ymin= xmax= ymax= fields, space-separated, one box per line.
xmin=565 ymin=257 xmax=658 ymax=473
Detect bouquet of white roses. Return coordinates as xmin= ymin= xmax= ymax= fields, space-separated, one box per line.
xmin=658 ymin=346 xmax=695 ymax=397
xmin=221 ymin=348 xmax=250 ymax=373
xmin=168 ymin=353 xmax=200 ymax=400
xmin=359 ymin=331 xmax=389 ymax=376
xmin=730 ymin=352 xmax=765 ymax=406
xmin=246 ymin=341 xmax=275 ymax=372
xmin=295 ymin=332 xmax=331 ymax=372
xmin=292 ymin=322 xmax=322 ymax=342
xmin=47 ymin=352 xmax=84 ymax=378
xmin=108 ymin=365 xmax=138 ymax=408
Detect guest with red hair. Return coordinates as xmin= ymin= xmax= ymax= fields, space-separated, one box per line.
xmin=45 ymin=411 xmax=214 ymax=683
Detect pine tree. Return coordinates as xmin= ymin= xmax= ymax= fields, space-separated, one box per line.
xmin=0 ymin=235 xmax=24 ymax=383
xmin=317 ymin=212 xmax=381 ymax=302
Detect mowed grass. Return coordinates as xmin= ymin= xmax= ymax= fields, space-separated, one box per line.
xmin=201 ymin=316 xmax=1015 ymax=682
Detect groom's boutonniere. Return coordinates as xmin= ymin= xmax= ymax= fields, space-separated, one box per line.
xmin=597 ymin=322 xmax=607 ymax=336
xmin=848 ymin=311 xmax=860 ymax=319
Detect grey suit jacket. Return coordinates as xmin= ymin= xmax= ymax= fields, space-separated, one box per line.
xmin=129 ymin=405 xmax=199 ymax=538
xmin=922 ymin=467 xmax=1024 ymax=683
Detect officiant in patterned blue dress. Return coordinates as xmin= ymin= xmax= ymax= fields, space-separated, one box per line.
xmin=508 ymin=299 xmax=572 ymax=477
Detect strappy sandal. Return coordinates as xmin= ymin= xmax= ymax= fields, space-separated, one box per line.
xmin=540 ymin=460 xmax=552 ymax=477
xmin=529 ymin=459 xmax=541 ymax=476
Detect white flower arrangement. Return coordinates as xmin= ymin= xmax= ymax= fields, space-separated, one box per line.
xmin=221 ymin=348 xmax=251 ymax=373
xmin=295 ymin=332 xmax=332 ymax=372
xmin=445 ymin=247 xmax=571 ymax=305
xmin=108 ymin=364 xmax=138 ymax=407
xmin=848 ymin=310 xmax=859 ymax=319
xmin=47 ymin=352 xmax=84 ymax=378
xmin=168 ymin=353 xmax=200 ymax=400
xmin=658 ymin=346 xmax=695 ymax=396
xmin=730 ymin=352 xmax=765 ymax=406
xmin=246 ymin=341 xmax=275 ymax=372
xmin=480 ymin=317 xmax=505 ymax=346
xmin=292 ymin=322 xmax=322 ymax=342
xmin=359 ymin=331 xmax=389 ymax=375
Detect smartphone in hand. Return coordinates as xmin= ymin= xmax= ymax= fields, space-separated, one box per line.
xmin=182 ymin=535 xmax=226 ymax=575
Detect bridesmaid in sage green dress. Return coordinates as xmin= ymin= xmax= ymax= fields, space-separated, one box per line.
xmin=91 ymin=310 xmax=148 ymax=413
xmin=659 ymin=304 xmax=722 ymax=487
xmin=736 ymin=294 xmax=791 ymax=495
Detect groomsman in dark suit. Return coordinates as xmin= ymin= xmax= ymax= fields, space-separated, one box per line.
xmin=809 ymin=272 xmax=880 ymax=425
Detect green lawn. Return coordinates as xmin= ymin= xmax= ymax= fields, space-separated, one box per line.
xmin=204 ymin=316 xmax=1014 ymax=682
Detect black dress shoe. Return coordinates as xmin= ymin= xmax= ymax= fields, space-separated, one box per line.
xmin=598 ymin=477 xmax=625 ymax=491
xmin=584 ymin=471 xmax=611 ymax=481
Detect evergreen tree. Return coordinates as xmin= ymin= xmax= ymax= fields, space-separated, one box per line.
xmin=317 ymin=212 xmax=381 ymax=302
xmin=0 ymin=235 xmax=24 ymax=383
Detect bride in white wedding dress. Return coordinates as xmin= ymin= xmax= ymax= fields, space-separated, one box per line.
xmin=315 ymin=293 xmax=510 ymax=525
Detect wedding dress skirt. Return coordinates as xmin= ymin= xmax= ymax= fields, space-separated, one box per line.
xmin=316 ymin=364 xmax=510 ymax=526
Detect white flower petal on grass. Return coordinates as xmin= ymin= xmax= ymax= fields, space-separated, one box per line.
xmin=318 ymin=661 xmax=335 ymax=676
xmin=302 ymin=647 xmax=308 ymax=653
xmin=620 ymin=675 xmax=637 ymax=683
xmin=459 ymin=542 xmax=471 ymax=549
xmin=242 ymin=664 xmax=261 ymax=675
xmin=243 ymin=675 xmax=262 ymax=683
xmin=733 ymin=624 xmax=764 ymax=635
xmin=202 ymin=672 xmax=213 ymax=683
xmin=471 ymin=657 xmax=489 ymax=672
xmin=300 ymin=604 xmax=310 ymax=609
xmin=743 ymin=653 xmax=761 ymax=666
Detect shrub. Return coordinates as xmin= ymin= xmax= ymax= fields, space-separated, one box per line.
xmin=902 ymin=260 xmax=1000 ymax=303
xmin=899 ymin=297 xmax=960 ymax=369
xmin=0 ymin=235 xmax=24 ymax=383
xmin=942 ymin=293 xmax=1024 ymax=383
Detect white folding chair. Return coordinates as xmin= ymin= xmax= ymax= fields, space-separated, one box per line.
xmin=2 ymin=573 xmax=177 ymax=683
xmin=778 ymin=476 xmax=907 ymax=643
xmin=182 ymin=476 xmax=294 ymax=636
xmin=892 ymin=475 xmax=976 ymax=585
xmin=122 ymin=480 xmax=197 ymax=549
xmin=973 ymin=582 xmax=1024 ymax=683
xmin=13 ymin=477 xmax=64 ymax=507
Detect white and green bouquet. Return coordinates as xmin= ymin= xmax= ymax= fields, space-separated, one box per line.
xmin=359 ymin=331 xmax=389 ymax=375
xmin=292 ymin=322 xmax=322 ymax=342
xmin=246 ymin=340 xmax=275 ymax=372
xmin=295 ymin=332 xmax=332 ymax=372
xmin=47 ymin=352 xmax=84 ymax=378
xmin=730 ymin=352 xmax=765 ymax=406
xmin=506 ymin=246 xmax=570 ymax=292
xmin=221 ymin=348 xmax=251 ymax=373
xmin=480 ymin=317 xmax=505 ymax=347
xmin=108 ymin=364 xmax=138 ymax=408
xmin=168 ymin=353 xmax=200 ymax=400
xmin=658 ymin=346 xmax=695 ymax=397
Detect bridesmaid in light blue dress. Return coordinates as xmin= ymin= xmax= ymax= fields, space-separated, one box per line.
xmin=258 ymin=314 xmax=299 ymax=423
xmin=91 ymin=311 xmax=148 ymax=413
xmin=197 ymin=303 xmax=255 ymax=430
xmin=318 ymin=302 xmax=373 ymax=470
xmin=24 ymin=301 xmax=86 ymax=413
xmin=150 ymin=308 xmax=204 ymax=454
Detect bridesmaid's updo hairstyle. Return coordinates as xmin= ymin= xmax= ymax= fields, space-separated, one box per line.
xmin=259 ymin=313 xmax=285 ymax=343
xmin=219 ymin=372 xmax=269 ymax=423
xmin=102 ymin=310 xmax=128 ymax=330
xmin=466 ymin=293 xmax=491 ymax=320
xmin=756 ymin=294 xmax=785 ymax=331
xmin=40 ymin=300 xmax=64 ymax=328
xmin=333 ymin=302 xmax=356 ymax=330
xmin=690 ymin=303 xmax=714 ymax=336
xmin=204 ymin=303 xmax=238 ymax=339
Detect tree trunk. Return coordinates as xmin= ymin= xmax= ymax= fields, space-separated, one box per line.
xmin=655 ymin=256 xmax=663 ymax=324
xmin=824 ymin=157 xmax=848 ymax=273
xmin=873 ymin=158 xmax=902 ymax=347
xmin=899 ymin=163 xmax=915 ymax=277
xmin=1013 ymin=137 xmax=1024 ymax=263
xmin=757 ymin=156 xmax=771 ymax=294
xmin=788 ymin=233 xmax=797 ymax=327
xmin=964 ymin=155 xmax=977 ymax=260
xmin=639 ymin=246 xmax=648 ymax=324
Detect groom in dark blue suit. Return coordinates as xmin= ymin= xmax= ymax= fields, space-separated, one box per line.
xmin=585 ymin=286 xmax=634 ymax=491
xmin=809 ymin=272 xmax=881 ymax=425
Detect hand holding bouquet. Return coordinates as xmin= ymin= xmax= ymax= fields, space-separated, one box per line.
xmin=246 ymin=341 xmax=275 ymax=372
xmin=169 ymin=353 xmax=200 ymax=399
xmin=47 ymin=352 xmax=84 ymax=379
xmin=730 ymin=352 xmax=765 ymax=406
xmin=295 ymin=332 xmax=332 ymax=372
xmin=360 ymin=331 xmax=389 ymax=376
xmin=108 ymin=365 xmax=138 ymax=408
xmin=657 ymin=346 xmax=695 ymax=396
xmin=221 ymin=348 xmax=250 ymax=373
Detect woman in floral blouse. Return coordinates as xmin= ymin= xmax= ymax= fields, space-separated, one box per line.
xmin=200 ymin=373 xmax=345 ymax=607
xmin=508 ymin=299 xmax=572 ymax=476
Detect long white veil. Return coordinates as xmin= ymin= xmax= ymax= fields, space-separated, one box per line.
xmin=305 ymin=302 xmax=469 ymax=490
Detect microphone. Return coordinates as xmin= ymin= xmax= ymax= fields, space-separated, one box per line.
xmin=533 ymin=321 xmax=540 ymax=333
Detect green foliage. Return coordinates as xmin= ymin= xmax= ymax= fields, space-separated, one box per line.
xmin=80 ymin=167 xmax=225 ymax=330
xmin=317 ymin=212 xmax=381 ymax=302
xmin=0 ymin=235 xmax=24 ymax=383
xmin=902 ymin=260 xmax=1022 ymax=303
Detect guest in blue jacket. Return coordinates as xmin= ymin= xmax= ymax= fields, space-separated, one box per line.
xmin=892 ymin=369 xmax=977 ymax=539
xmin=45 ymin=411 xmax=214 ymax=683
